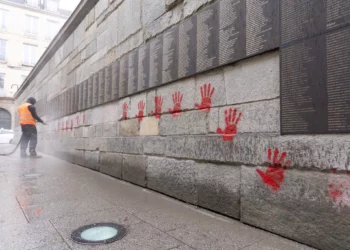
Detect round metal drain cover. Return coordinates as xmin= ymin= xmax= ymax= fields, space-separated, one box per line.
xmin=71 ymin=223 xmax=126 ymax=245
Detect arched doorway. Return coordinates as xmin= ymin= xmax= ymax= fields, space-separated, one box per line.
xmin=0 ymin=108 xmax=11 ymax=129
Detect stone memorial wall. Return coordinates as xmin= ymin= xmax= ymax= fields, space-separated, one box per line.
xmin=14 ymin=1 xmax=350 ymax=249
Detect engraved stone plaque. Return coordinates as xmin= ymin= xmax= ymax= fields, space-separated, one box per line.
xmin=162 ymin=26 xmax=179 ymax=83
xmin=327 ymin=0 xmax=350 ymax=30
xmin=281 ymin=35 xmax=327 ymax=134
xmin=219 ymin=0 xmax=246 ymax=64
xmin=105 ymin=65 xmax=112 ymax=103
xmin=138 ymin=43 xmax=150 ymax=91
xmin=149 ymin=35 xmax=163 ymax=87
xmin=98 ymin=68 xmax=105 ymax=105
xmin=246 ymin=0 xmax=279 ymax=56
xmin=128 ymin=50 xmax=138 ymax=95
xmin=88 ymin=75 xmax=93 ymax=109
xmin=178 ymin=15 xmax=197 ymax=78
xmin=93 ymin=72 xmax=99 ymax=107
xmin=83 ymin=80 xmax=88 ymax=110
xmin=111 ymin=60 xmax=120 ymax=100
xmin=119 ymin=55 xmax=128 ymax=98
xmin=79 ymin=82 xmax=84 ymax=111
xmin=196 ymin=2 xmax=219 ymax=73
xmin=67 ymin=90 xmax=71 ymax=115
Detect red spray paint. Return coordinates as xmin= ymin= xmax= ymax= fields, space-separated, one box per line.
xmin=122 ymin=102 xmax=128 ymax=120
xmin=195 ymin=83 xmax=215 ymax=112
xmin=136 ymin=100 xmax=145 ymax=122
xmin=216 ymin=108 xmax=242 ymax=141
xmin=150 ymin=96 xmax=163 ymax=119
xmin=169 ymin=91 xmax=183 ymax=117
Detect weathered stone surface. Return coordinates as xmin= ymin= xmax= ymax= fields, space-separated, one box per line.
xmin=209 ymin=108 xmax=219 ymax=133
xmin=195 ymin=68 xmax=226 ymax=109
xmin=142 ymin=0 xmax=166 ymax=26
xmin=84 ymin=151 xmax=100 ymax=170
xmin=122 ymin=154 xmax=147 ymax=187
xmin=99 ymin=137 xmax=123 ymax=152
xmin=224 ymin=51 xmax=279 ymax=105
xmin=87 ymin=126 xmax=95 ymax=137
xmin=119 ymin=97 xmax=130 ymax=120
xmin=147 ymin=157 xmax=198 ymax=203
xmin=120 ymin=119 xmax=140 ymax=136
xmin=241 ymin=166 xmax=350 ymax=250
xmin=143 ymin=136 xmax=166 ymax=155
xmin=102 ymin=102 xmax=119 ymax=123
xmin=146 ymin=90 xmax=156 ymax=116
xmin=197 ymin=164 xmax=240 ymax=218
xmin=100 ymin=152 xmax=123 ymax=179
xmin=122 ymin=137 xmax=144 ymax=154
xmin=72 ymin=150 xmax=84 ymax=166
xmin=183 ymin=0 xmax=213 ymax=17
xmin=103 ymin=122 xmax=118 ymax=137
xmin=116 ymin=0 xmax=141 ymax=44
xmin=130 ymin=93 xmax=147 ymax=120
xmin=160 ymin=111 xmax=208 ymax=135
xmin=165 ymin=0 xmax=183 ymax=10
xmin=86 ymin=39 xmax=97 ymax=58
xmin=95 ymin=123 xmax=104 ymax=137
xmin=140 ymin=117 xmax=159 ymax=136
xmin=95 ymin=0 xmax=109 ymax=18
xmin=218 ymin=99 xmax=280 ymax=134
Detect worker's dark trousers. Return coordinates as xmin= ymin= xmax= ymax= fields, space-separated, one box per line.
xmin=20 ymin=125 xmax=37 ymax=156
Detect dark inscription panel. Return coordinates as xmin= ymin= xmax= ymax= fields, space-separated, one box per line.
xmin=79 ymin=82 xmax=84 ymax=111
xmin=105 ymin=65 xmax=112 ymax=103
xmin=327 ymin=0 xmax=350 ymax=30
xmin=281 ymin=35 xmax=327 ymax=134
xmin=76 ymin=84 xmax=81 ymax=112
xmin=83 ymin=80 xmax=88 ymax=110
xmin=326 ymin=28 xmax=350 ymax=132
xmin=119 ymin=55 xmax=128 ymax=98
xmin=93 ymin=72 xmax=99 ymax=107
xmin=149 ymin=35 xmax=163 ymax=87
xmin=111 ymin=60 xmax=120 ymax=100
xmin=138 ymin=43 xmax=150 ymax=91
xmin=246 ymin=0 xmax=279 ymax=56
xmin=67 ymin=90 xmax=71 ymax=115
xmin=98 ymin=69 xmax=105 ymax=105
xmin=71 ymin=87 xmax=75 ymax=114
xmin=87 ymin=75 xmax=93 ymax=108
xmin=128 ymin=50 xmax=138 ymax=95
xmin=219 ymin=0 xmax=246 ymax=65
xmin=162 ymin=26 xmax=179 ymax=83
xmin=196 ymin=2 xmax=219 ymax=72
xmin=178 ymin=16 xmax=197 ymax=78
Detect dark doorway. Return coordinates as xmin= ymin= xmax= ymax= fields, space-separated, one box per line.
xmin=0 ymin=108 xmax=11 ymax=129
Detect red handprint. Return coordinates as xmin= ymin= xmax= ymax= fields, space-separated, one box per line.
xmin=150 ymin=96 xmax=163 ymax=119
xmin=195 ymin=83 xmax=215 ymax=112
xmin=169 ymin=91 xmax=183 ymax=117
xmin=256 ymin=149 xmax=291 ymax=190
xmin=136 ymin=100 xmax=145 ymax=122
xmin=122 ymin=102 xmax=128 ymax=120
xmin=328 ymin=184 xmax=343 ymax=202
xmin=216 ymin=108 xmax=242 ymax=141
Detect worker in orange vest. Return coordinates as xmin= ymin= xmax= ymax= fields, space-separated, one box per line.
xmin=18 ymin=97 xmax=46 ymax=158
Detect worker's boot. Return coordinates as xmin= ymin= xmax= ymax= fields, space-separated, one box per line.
xmin=20 ymin=151 xmax=28 ymax=158
xmin=29 ymin=151 xmax=42 ymax=158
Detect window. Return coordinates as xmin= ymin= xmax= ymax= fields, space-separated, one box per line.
xmin=26 ymin=0 xmax=40 ymax=8
xmin=23 ymin=44 xmax=37 ymax=66
xmin=0 ymin=9 xmax=8 ymax=29
xmin=25 ymin=15 xmax=39 ymax=36
xmin=46 ymin=20 xmax=59 ymax=40
xmin=0 ymin=40 xmax=6 ymax=61
xmin=0 ymin=73 xmax=4 ymax=97
xmin=47 ymin=0 xmax=58 ymax=12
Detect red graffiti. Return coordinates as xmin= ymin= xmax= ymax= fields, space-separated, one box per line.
xmin=122 ymin=102 xmax=128 ymax=120
xmin=332 ymin=168 xmax=337 ymax=173
xmin=136 ymin=100 xmax=145 ymax=122
xmin=150 ymin=96 xmax=163 ymax=119
xmin=169 ymin=91 xmax=183 ymax=117
xmin=256 ymin=149 xmax=291 ymax=190
xmin=216 ymin=108 xmax=242 ymax=141
xmin=61 ymin=121 xmax=65 ymax=131
xmin=195 ymin=83 xmax=215 ymax=112
xmin=328 ymin=184 xmax=343 ymax=201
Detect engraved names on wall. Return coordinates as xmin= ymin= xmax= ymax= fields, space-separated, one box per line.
xmin=119 ymin=56 xmax=128 ymax=98
xmin=128 ymin=50 xmax=138 ymax=95
xmin=111 ymin=60 xmax=120 ymax=100
xmin=105 ymin=65 xmax=112 ymax=103
xmin=98 ymin=68 xmax=105 ymax=105
xmin=149 ymin=35 xmax=163 ymax=87
xmin=138 ymin=43 xmax=150 ymax=91
xmin=162 ymin=26 xmax=179 ymax=83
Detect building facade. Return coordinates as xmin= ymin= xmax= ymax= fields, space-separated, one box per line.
xmin=0 ymin=0 xmax=70 ymax=129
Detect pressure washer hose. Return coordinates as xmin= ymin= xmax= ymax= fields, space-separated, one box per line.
xmin=0 ymin=134 xmax=23 ymax=156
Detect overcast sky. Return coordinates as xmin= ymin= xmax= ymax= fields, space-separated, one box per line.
xmin=59 ymin=0 xmax=80 ymax=11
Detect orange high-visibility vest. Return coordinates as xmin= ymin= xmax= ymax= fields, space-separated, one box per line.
xmin=18 ymin=103 xmax=36 ymax=126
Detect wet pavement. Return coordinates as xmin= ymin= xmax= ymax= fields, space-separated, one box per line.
xmin=0 ymin=144 xmax=315 ymax=250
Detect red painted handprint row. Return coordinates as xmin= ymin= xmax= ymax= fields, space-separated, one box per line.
xmin=55 ymin=113 xmax=85 ymax=132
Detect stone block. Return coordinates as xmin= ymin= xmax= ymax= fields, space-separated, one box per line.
xmin=140 ymin=117 xmax=159 ymax=136
xmin=241 ymin=166 xmax=350 ymax=250
xmin=195 ymin=68 xmax=226 ymax=110
xmin=209 ymin=108 xmax=219 ymax=133
xmin=119 ymin=119 xmax=140 ymax=136
xmin=103 ymin=122 xmax=118 ymax=137
xmin=118 ymin=97 xmax=130 ymax=120
xmin=103 ymin=102 xmax=119 ymax=123
xmin=160 ymin=110 xmax=208 ymax=135
xmin=142 ymin=0 xmax=166 ymax=26
xmin=72 ymin=150 xmax=84 ymax=166
xmin=146 ymin=90 xmax=156 ymax=115
xmin=130 ymin=93 xmax=147 ymax=120
xmin=83 ymin=127 xmax=89 ymax=138
xmin=63 ymin=34 xmax=74 ymax=59
xmin=100 ymin=152 xmax=123 ymax=179
xmin=116 ymin=0 xmax=141 ymax=44
xmin=147 ymin=157 xmax=198 ymax=204
xmin=95 ymin=0 xmax=109 ymax=18
xmin=197 ymin=163 xmax=240 ymax=218
xmin=74 ymin=127 xmax=83 ymax=138
xmin=122 ymin=154 xmax=147 ymax=187
xmin=218 ymin=99 xmax=280 ymax=134
xmin=87 ymin=126 xmax=95 ymax=137
xmin=86 ymin=39 xmax=97 ymax=58
xmin=95 ymin=123 xmax=104 ymax=137
xmin=166 ymin=0 xmax=183 ymax=10
xmin=224 ymin=51 xmax=279 ymax=105
xmin=99 ymin=137 xmax=124 ymax=152
xmin=156 ymin=77 xmax=196 ymax=114
xmin=143 ymin=136 xmax=166 ymax=156
xmin=84 ymin=151 xmax=100 ymax=170
xmin=122 ymin=137 xmax=144 ymax=154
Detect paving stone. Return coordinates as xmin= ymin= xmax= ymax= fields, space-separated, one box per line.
xmin=122 ymin=154 xmax=147 ymax=187
xmin=147 ymin=157 xmax=198 ymax=203
xmin=100 ymin=152 xmax=123 ymax=179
